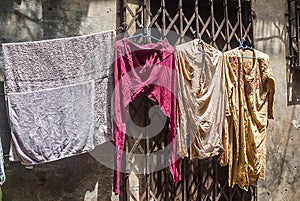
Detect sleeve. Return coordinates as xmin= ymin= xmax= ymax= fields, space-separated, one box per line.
xmin=175 ymin=49 xmax=189 ymax=158
xmin=266 ymin=58 xmax=275 ymax=119
xmin=223 ymin=54 xmax=234 ymax=117
xmin=168 ymin=51 xmax=182 ymax=183
xmin=113 ymin=44 xmax=127 ymax=195
xmin=219 ymin=54 xmax=229 ymax=166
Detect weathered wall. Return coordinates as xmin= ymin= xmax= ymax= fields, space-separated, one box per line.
xmin=0 ymin=0 xmax=117 ymax=200
xmin=253 ymin=0 xmax=300 ymax=200
xmin=1 ymin=0 xmax=299 ymax=201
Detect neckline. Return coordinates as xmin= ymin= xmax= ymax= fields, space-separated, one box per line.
xmin=119 ymin=37 xmax=174 ymax=67
xmin=236 ymin=48 xmax=257 ymax=70
xmin=117 ymin=37 xmax=174 ymax=76
xmin=121 ymin=37 xmax=168 ymax=51
xmin=191 ymin=39 xmax=221 ymax=55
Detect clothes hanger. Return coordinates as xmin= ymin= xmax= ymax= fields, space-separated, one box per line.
xmin=128 ymin=25 xmax=161 ymax=42
xmin=238 ymin=38 xmax=254 ymax=51
xmin=237 ymin=38 xmax=255 ymax=59
xmin=192 ymin=31 xmax=205 ymax=55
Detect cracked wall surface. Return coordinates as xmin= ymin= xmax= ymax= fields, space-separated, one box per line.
xmin=253 ymin=0 xmax=300 ymax=200
xmin=0 ymin=0 xmax=299 ymax=201
xmin=0 ymin=0 xmax=117 ymax=200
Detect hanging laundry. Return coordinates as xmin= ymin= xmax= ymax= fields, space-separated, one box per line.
xmin=2 ymin=30 xmax=115 ymax=165
xmin=175 ymin=39 xmax=228 ymax=165
xmin=113 ymin=38 xmax=181 ymax=195
xmin=223 ymin=47 xmax=275 ymax=190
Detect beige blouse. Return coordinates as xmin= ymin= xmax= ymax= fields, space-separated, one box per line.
xmin=175 ymin=39 xmax=228 ymax=165
xmin=223 ymin=48 xmax=275 ymax=190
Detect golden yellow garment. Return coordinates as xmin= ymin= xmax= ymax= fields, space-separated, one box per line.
xmin=175 ymin=39 xmax=228 ymax=165
xmin=223 ymin=48 xmax=275 ymax=190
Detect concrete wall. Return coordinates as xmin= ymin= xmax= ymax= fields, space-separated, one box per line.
xmin=253 ymin=0 xmax=300 ymax=200
xmin=0 ymin=0 xmax=117 ymax=200
xmin=1 ymin=0 xmax=299 ymax=201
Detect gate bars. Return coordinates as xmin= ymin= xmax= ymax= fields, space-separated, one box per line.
xmin=287 ymin=0 xmax=300 ymax=70
xmin=286 ymin=0 xmax=300 ymax=105
xmin=119 ymin=0 xmax=254 ymax=51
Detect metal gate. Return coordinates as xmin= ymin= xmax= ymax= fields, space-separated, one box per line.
xmin=117 ymin=0 xmax=257 ymax=200
xmin=287 ymin=0 xmax=300 ymax=70
xmin=287 ymin=0 xmax=300 ymax=105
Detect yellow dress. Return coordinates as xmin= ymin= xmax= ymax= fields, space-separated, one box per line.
xmin=223 ymin=48 xmax=275 ymax=190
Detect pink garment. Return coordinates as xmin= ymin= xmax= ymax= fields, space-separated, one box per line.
xmin=113 ymin=38 xmax=181 ymax=194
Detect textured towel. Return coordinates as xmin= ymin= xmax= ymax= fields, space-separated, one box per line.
xmin=2 ymin=30 xmax=115 ymax=165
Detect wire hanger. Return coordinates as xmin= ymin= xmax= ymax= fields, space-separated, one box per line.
xmin=128 ymin=25 xmax=161 ymax=42
xmin=238 ymin=38 xmax=254 ymax=51
xmin=192 ymin=31 xmax=204 ymax=54
xmin=238 ymin=38 xmax=255 ymax=59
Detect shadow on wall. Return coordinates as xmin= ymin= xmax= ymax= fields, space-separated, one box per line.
xmin=0 ymin=0 xmax=43 ymax=43
xmin=42 ymin=0 xmax=91 ymax=39
xmin=2 ymin=152 xmax=113 ymax=201
xmin=0 ymin=0 xmax=91 ymax=42
xmin=0 ymin=1 xmax=115 ymax=200
xmin=254 ymin=18 xmax=300 ymax=107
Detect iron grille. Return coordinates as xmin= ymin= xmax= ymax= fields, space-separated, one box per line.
xmin=287 ymin=0 xmax=300 ymax=105
xmin=120 ymin=0 xmax=253 ymax=50
xmin=288 ymin=0 xmax=300 ymax=70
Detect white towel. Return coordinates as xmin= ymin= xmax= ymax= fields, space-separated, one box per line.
xmin=2 ymin=30 xmax=115 ymax=165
